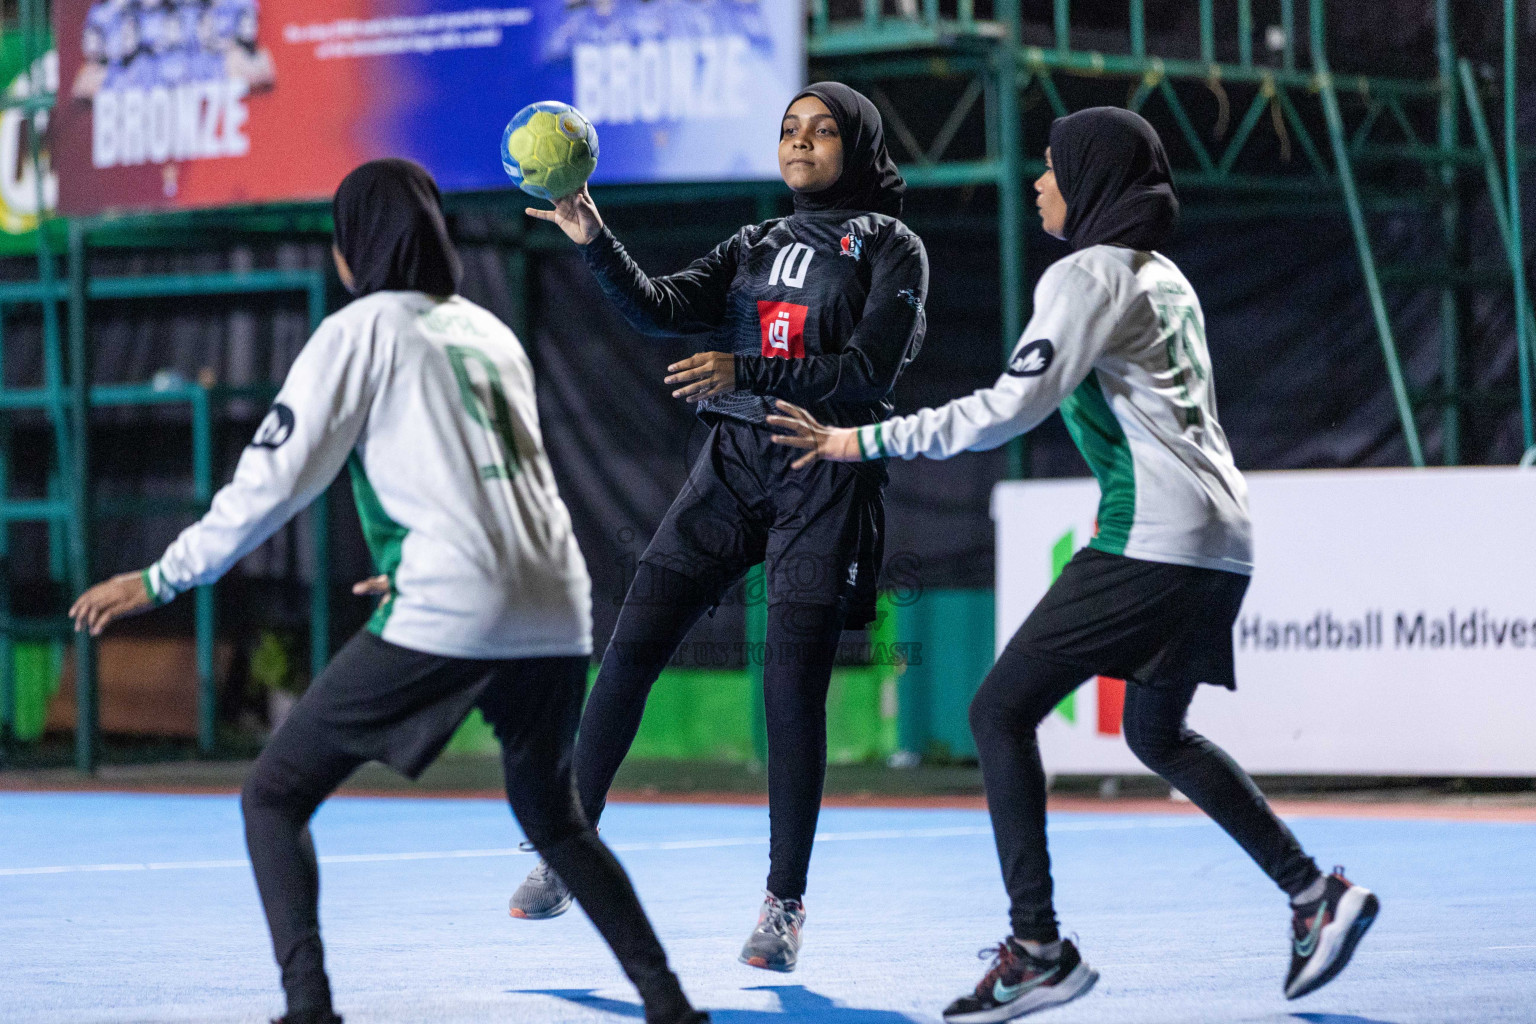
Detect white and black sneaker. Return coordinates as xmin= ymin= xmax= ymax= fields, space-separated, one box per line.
xmin=508 ymin=844 xmax=573 ymax=920
xmin=1284 ymin=866 xmax=1379 ymax=1000
xmin=738 ymin=893 xmax=805 ymax=972
xmin=942 ymin=938 xmax=1098 ymax=1022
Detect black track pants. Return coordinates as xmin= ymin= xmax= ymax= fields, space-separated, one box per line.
xmin=575 ymin=561 xmax=847 ymax=901
xmin=240 ymin=632 xmax=693 ymax=1022
xmin=968 ymin=645 xmax=1321 ymax=942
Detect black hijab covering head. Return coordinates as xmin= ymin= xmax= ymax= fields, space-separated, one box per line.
xmin=332 ymin=158 xmax=462 ymax=297
xmin=785 ymin=82 xmax=906 ymax=217
xmin=1048 ymin=106 xmax=1179 ymax=252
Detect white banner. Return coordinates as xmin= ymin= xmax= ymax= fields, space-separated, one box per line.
xmin=993 ymin=468 xmax=1536 ymax=776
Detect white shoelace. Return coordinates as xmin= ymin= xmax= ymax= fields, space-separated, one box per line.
xmin=756 ymin=895 xmax=801 ymax=938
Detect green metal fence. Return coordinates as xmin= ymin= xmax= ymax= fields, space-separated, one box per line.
xmin=0 ymin=249 xmax=331 ymax=770
xmin=810 ymin=0 xmax=1535 ymax=469
xmin=1 ymin=1 xmax=1532 ymax=771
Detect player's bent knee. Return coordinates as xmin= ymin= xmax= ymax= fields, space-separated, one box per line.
xmin=968 ymin=676 xmax=1040 ymax=739
xmin=240 ymin=767 xmax=288 ymax=818
xmin=240 ymin=758 xmax=323 ymax=820
xmin=968 ymin=683 xmax=1006 ymax=738
xmin=1123 ymin=719 xmax=1181 ymax=772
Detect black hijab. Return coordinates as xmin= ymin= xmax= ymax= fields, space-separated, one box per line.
xmin=332 ymin=158 xmax=462 ymax=297
xmin=786 ymin=82 xmax=905 ymax=218
xmin=1048 ymin=106 xmax=1178 ymax=252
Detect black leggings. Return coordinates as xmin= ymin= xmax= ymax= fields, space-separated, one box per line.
xmin=969 ymin=645 xmax=1321 ymax=942
xmin=575 ymin=561 xmax=847 ymax=901
xmin=240 ymin=637 xmax=692 ymax=1022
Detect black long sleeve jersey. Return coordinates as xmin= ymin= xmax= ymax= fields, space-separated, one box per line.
xmin=580 ymin=208 xmax=928 ymax=430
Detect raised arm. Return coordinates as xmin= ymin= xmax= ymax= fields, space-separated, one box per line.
xmin=581 ymin=227 xmax=740 ymax=336
xmin=71 ymin=319 xmax=377 ymax=634
xmin=527 ymin=184 xmax=739 ymax=337
xmin=736 ymin=230 xmax=927 ymax=406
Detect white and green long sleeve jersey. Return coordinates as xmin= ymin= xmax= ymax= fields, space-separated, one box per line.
xmin=857 ymin=245 xmax=1252 ymax=575
xmin=143 ymin=291 xmax=593 ymax=659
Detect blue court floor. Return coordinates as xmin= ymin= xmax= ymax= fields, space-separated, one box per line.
xmin=2 ymin=791 xmax=1531 ymax=1024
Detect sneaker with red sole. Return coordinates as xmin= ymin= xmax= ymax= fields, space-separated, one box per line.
xmin=738 ymin=892 xmax=804 ymax=972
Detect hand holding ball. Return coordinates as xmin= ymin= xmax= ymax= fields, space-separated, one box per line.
xmin=501 ymin=101 xmax=599 ymax=201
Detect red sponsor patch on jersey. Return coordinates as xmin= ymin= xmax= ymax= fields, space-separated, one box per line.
xmin=758 ymin=300 xmax=808 ymax=359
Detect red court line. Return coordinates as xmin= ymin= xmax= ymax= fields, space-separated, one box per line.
xmin=3 ymin=778 xmax=1532 ymax=821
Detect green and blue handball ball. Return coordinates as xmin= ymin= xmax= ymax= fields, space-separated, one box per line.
xmin=501 ymin=101 xmax=599 ymax=202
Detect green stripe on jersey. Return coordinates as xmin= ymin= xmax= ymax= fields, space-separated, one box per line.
xmin=140 ymin=568 xmax=162 ymax=605
xmin=348 ymin=454 xmax=409 ymax=635
xmin=1059 ymin=370 xmax=1136 ymax=555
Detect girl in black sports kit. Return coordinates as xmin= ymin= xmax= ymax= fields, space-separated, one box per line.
xmin=509 ymin=82 xmax=928 ymax=972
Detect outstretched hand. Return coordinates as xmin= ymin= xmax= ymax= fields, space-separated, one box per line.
xmin=524 ymin=184 xmax=604 ymax=245
xmin=69 ymin=571 xmax=153 ymax=636
xmin=352 ymin=575 xmax=390 ymax=596
xmin=666 ymin=352 xmax=736 ymax=403
xmin=766 ymin=400 xmax=863 ymax=470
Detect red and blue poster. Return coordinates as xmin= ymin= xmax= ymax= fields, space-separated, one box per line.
xmin=53 ymin=0 xmax=803 ymax=215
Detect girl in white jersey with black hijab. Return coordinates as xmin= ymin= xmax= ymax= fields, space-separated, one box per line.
xmin=70 ymin=159 xmax=706 ymax=1024
xmin=769 ymin=108 xmax=1378 ymax=1021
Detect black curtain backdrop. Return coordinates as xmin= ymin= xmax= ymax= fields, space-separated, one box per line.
xmin=523 ymin=188 xmax=1530 ymax=656
xmin=4 ymin=155 xmax=1532 ymax=654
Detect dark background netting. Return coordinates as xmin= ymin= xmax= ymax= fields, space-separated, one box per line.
xmin=2 ymin=0 xmax=1531 ymax=664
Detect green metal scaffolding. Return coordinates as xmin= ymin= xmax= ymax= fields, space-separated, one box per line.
xmin=810 ymin=0 xmax=1535 ymax=469
xmin=1 ymin=1 xmax=1532 ymax=771
xmin=0 ymin=230 xmax=332 ymax=771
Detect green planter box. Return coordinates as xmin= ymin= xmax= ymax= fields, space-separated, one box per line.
xmin=4 ymin=640 xmax=64 ymax=742
xmin=444 ymin=588 xmax=995 ymax=767
xmin=446 ymin=661 xmax=900 ymax=766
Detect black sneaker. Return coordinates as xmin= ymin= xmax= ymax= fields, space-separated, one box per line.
xmin=942 ymin=938 xmax=1098 ymax=1023
xmin=1284 ymin=866 xmax=1380 ymax=1000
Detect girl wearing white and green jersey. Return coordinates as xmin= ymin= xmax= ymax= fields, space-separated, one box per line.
xmin=769 ymin=107 xmax=1377 ymax=1021
xmin=69 ymin=159 xmax=706 ymax=1024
